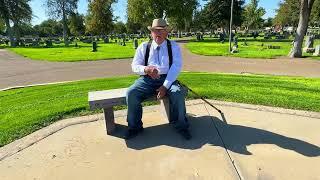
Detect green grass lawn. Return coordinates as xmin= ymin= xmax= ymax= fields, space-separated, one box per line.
xmin=1 ymin=72 xmax=319 ymax=147
xmin=5 ymin=38 xmax=320 ymax=61
xmin=8 ymin=41 xmax=138 ymax=62
xmin=186 ymin=39 xmax=320 ymax=59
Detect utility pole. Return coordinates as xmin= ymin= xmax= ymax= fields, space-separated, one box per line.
xmin=229 ymin=0 xmax=234 ymax=53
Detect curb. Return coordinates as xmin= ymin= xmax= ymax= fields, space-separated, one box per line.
xmin=0 ymin=80 xmax=80 ymax=91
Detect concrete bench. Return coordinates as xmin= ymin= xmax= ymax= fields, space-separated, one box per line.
xmin=88 ymin=88 xmax=170 ymax=134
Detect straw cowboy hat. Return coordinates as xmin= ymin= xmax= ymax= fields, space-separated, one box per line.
xmin=147 ymin=18 xmax=171 ymax=31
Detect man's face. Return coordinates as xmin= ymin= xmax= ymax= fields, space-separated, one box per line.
xmin=151 ymin=29 xmax=168 ymax=45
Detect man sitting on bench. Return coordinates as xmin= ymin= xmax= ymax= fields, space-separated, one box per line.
xmin=125 ymin=18 xmax=191 ymax=140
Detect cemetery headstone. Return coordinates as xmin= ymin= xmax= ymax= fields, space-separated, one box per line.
xmin=231 ymin=45 xmax=239 ymax=53
xmin=10 ymin=40 xmax=17 ymax=47
xmin=19 ymin=40 xmax=25 ymax=47
xmin=305 ymin=35 xmax=314 ymax=48
xmin=196 ymin=33 xmax=201 ymax=41
xmin=231 ymin=33 xmax=235 ymax=40
xmin=242 ymin=39 xmax=248 ymax=46
xmin=32 ymin=40 xmax=39 ymax=47
xmin=24 ymin=39 xmax=33 ymax=46
xmin=219 ymin=33 xmax=225 ymax=43
xmin=283 ymin=31 xmax=290 ymax=39
xmin=313 ymin=45 xmax=320 ymax=56
xmin=267 ymin=45 xmax=281 ymax=49
xmin=45 ymin=40 xmax=52 ymax=47
xmin=92 ymin=41 xmax=97 ymax=52
xmin=303 ymin=35 xmax=315 ymax=53
xmin=104 ymin=37 xmax=109 ymax=43
xmin=233 ymin=36 xmax=238 ymax=48
xmin=252 ymin=31 xmax=259 ymax=39
xmin=133 ymin=39 xmax=138 ymax=49
xmin=264 ymin=33 xmax=271 ymax=39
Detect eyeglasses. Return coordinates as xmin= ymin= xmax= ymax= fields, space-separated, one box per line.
xmin=151 ymin=29 xmax=167 ymax=34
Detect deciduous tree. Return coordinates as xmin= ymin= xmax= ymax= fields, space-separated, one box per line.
xmin=289 ymin=0 xmax=315 ymax=58
xmin=0 ymin=0 xmax=32 ymax=46
xmin=45 ymin=0 xmax=78 ymax=45
xmin=243 ymin=0 xmax=265 ymax=31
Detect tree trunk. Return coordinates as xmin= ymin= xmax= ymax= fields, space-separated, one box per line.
xmin=178 ymin=30 xmax=182 ymax=38
xmin=62 ymin=3 xmax=69 ymax=46
xmin=13 ymin=23 xmax=21 ymax=41
xmin=184 ymin=18 xmax=189 ymax=32
xmin=4 ymin=18 xmax=14 ymax=47
xmin=289 ymin=0 xmax=315 ymax=58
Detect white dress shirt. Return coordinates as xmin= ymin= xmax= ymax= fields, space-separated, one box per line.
xmin=131 ymin=39 xmax=182 ymax=89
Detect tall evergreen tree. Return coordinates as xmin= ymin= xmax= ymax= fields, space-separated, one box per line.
xmin=191 ymin=9 xmax=208 ymax=32
xmin=85 ymin=0 xmax=115 ymax=35
xmin=68 ymin=12 xmax=85 ymax=36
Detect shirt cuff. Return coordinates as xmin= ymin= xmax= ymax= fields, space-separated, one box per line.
xmin=138 ymin=65 xmax=146 ymax=75
xmin=163 ymin=80 xmax=172 ymax=89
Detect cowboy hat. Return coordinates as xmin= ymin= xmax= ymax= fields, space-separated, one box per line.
xmin=147 ymin=18 xmax=171 ymax=31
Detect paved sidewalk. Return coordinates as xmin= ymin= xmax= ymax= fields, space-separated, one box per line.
xmin=1 ymin=100 xmax=319 ymax=180
xmin=2 ymin=43 xmax=320 ymax=89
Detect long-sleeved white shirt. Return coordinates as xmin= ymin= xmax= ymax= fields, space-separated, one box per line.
xmin=131 ymin=39 xmax=182 ymax=89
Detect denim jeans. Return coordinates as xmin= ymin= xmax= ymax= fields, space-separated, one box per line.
xmin=126 ymin=75 xmax=189 ymax=131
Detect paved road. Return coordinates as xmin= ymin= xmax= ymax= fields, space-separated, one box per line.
xmin=1 ymin=43 xmax=320 ymax=89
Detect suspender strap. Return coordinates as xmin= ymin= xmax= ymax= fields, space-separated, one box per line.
xmin=144 ymin=40 xmax=152 ymax=66
xmin=144 ymin=39 xmax=173 ymax=67
xmin=167 ymin=39 xmax=173 ymax=67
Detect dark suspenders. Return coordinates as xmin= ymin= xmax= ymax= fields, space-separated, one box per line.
xmin=144 ymin=39 xmax=173 ymax=67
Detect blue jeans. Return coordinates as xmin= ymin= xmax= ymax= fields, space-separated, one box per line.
xmin=126 ymin=75 xmax=189 ymax=131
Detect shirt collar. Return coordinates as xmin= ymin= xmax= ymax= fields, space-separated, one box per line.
xmin=151 ymin=39 xmax=167 ymax=50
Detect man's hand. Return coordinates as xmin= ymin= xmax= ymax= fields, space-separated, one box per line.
xmin=144 ymin=66 xmax=160 ymax=79
xmin=156 ymin=85 xmax=167 ymax=99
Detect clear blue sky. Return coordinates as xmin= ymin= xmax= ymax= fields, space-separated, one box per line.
xmin=31 ymin=0 xmax=281 ymax=25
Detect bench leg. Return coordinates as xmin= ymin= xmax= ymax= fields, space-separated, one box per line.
xmin=103 ymin=107 xmax=115 ymax=135
xmin=160 ymin=98 xmax=170 ymax=122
